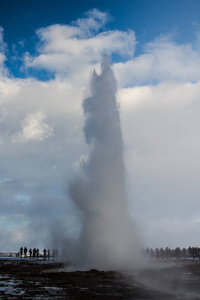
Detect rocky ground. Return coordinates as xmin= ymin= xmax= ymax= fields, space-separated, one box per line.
xmin=0 ymin=259 xmax=200 ymax=299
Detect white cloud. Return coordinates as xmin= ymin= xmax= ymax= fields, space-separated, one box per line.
xmin=72 ymin=8 xmax=110 ymax=34
xmin=12 ymin=111 xmax=53 ymax=142
xmin=0 ymin=27 xmax=6 ymax=53
xmin=0 ymin=27 xmax=8 ymax=78
xmin=117 ymin=79 xmax=200 ymax=247
xmin=24 ymin=12 xmax=135 ymax=84
xmin=0 ymin=53 xmax=6 ymax=65
xmin=114 ymin=35 xmax=200 ymax=87
xmin=0 ymin=78 xmax=22 ymax=100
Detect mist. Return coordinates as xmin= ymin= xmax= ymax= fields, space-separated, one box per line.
xmin=69 ymin=56 xmax=140 ymax=270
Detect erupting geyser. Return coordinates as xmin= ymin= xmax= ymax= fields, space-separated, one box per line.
xmin=69 ymin=56 xmax=139 ymax=270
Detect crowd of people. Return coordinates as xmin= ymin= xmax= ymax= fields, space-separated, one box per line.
xmin=17 ymin=246 xmax=200 ymax=260
xmin=143 ymin=246 xmax=200 ymax=260
xmin=17 ymin=247 xmax=58 ymax=260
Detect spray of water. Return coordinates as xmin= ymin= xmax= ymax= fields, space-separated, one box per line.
xmin=69 ymin=56 xmax=140 ymax=270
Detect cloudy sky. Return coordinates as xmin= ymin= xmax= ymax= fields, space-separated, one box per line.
xmin=1 ymin=0 xmax=200 ymax=252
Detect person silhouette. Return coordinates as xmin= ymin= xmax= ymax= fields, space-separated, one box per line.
xmin=20 ymin=247 xmax=23 ymax=258
xmin=29 ymin=248 xmax=32 ymax=259
xmin=33 ymin=248 xmax=36 ymax=258
xmin=24 ymin=247 xmax=27 ymax=258
xmin=43 ymin=248 xmax=47 ymax=260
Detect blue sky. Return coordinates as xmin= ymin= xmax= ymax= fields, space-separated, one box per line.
xmin=1 ymin=0 xmax=200 ymax=253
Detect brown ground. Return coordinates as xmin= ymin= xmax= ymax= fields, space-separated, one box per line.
xmin=0 ymin=259 xmax=200 ymax=299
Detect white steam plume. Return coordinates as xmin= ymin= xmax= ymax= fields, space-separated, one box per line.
xmin=69 ymin=56 xmax=139 ymax=270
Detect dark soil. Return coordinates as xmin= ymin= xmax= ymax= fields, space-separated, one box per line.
xmin=0 ymin=259 xmax=200 ymax=299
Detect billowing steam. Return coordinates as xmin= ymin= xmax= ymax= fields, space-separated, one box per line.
xmin=69 ymin=56 xmax=139 ymax=270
